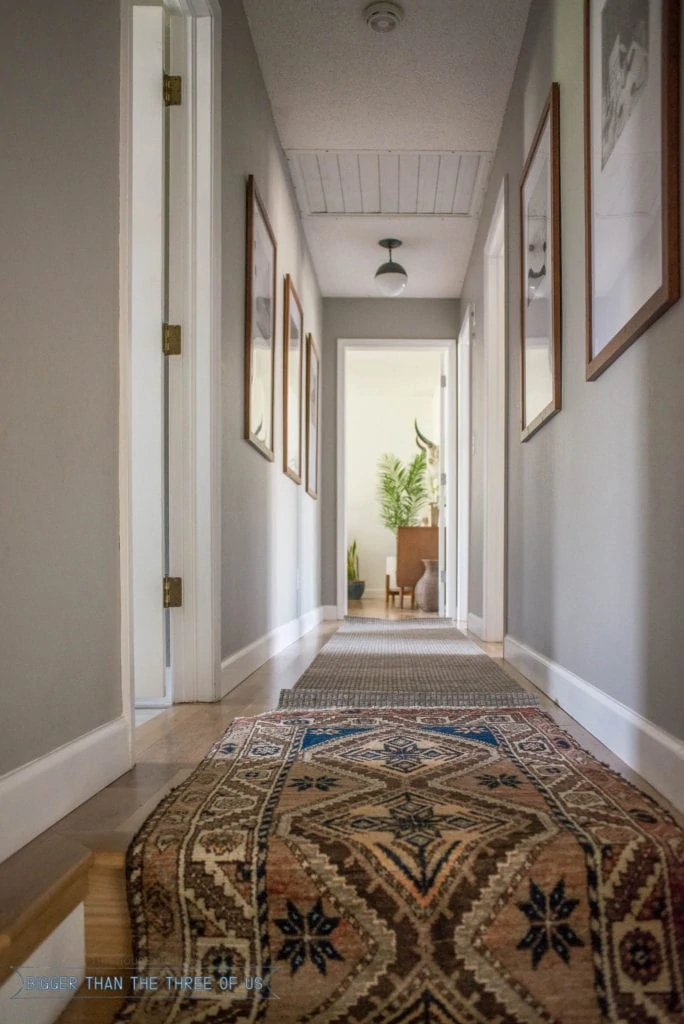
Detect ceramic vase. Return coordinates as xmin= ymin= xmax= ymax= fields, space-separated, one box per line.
xmin=414 ymin=558 xmax=439 ymax=612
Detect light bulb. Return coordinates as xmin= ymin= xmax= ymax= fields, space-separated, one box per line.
xmin=375 ymin=261 xmax=407 ymax=297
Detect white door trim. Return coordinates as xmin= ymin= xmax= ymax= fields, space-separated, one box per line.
xmin=456 ymin=305 xmax=472 ymax=626
xmin=481 ymin=181 xmax=507 ymax=642
xmin=336 ymin=338 xmax=457 ymax=620
xmin=121 ymin=4 xmax=167 ymax=714
xmin=118 ymin=0 xmax=221 ymax=742
xmin=166 ymin=0 xmax=222 ymax=703
xmin=443 ymin=345 xmax=458 ymax=619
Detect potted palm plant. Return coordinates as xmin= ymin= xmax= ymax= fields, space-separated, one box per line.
xmin=347 ymin=540 xmax=365 ymax=600
xmin=376 ymin=450 xmax=430 ymax=531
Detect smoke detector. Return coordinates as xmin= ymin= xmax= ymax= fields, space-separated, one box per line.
xmin=364 ymin=1 xmax=405 ymax=33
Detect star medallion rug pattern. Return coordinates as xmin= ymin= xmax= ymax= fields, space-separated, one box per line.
xmin=114 ymin=707 xmax=683 ymax=1022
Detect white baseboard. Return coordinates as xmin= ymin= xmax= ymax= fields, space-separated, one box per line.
xmin=362 ymin=588 xmax=385 ymax=599
xmin=504 ymin=635 xmax=684 ymax=813
xmin=0 ymin=904 xmax=85 ymax=1024
xmin=323 ymin=605 xmax=340 ymax=621
xmin=467 ymin=612 xmax=484 ymax=638
xmin=219 ymin=606 xmax=327 ymax=698
xmin=0 ymin=718 xmax=131 ymax=864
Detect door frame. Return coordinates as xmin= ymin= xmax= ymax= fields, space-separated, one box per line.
xmin=456 ymin=304 xmax=472 ymax=625
xmin=479 ymin=180 xmax=507 ymax=642
xmin=336 ymin=338 xmax=457 ymax=620
xmin=119 ymin=0 xmax=222 ymax=751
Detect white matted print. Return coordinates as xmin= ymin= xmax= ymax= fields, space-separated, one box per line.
xmin=585 ymin=0 xmax=680 ymax=379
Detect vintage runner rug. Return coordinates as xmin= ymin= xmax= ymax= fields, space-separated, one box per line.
xmin=114 ymin=707 xmax=683 ymax=1022
xmin=278 ymin=616 xmax=538 ymax=709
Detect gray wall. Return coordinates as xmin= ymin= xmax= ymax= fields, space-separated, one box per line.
xmin=321 ymin=298 xmax=460 ymax=605
xmin=0 ymin=0 xmax=122 ymax=775
xmin=461 ymin=0 xmax=684 ymax=739
xmin=220 ymin=0 xmax=323 ymax=659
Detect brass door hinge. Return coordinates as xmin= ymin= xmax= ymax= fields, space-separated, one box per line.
xmin=163 ymin=576 xmax=183 ymax=608
xmin=162 ymin=323 xmax=181 ymax=356
xmin=163 ymin=74 xmax=182 ymax=107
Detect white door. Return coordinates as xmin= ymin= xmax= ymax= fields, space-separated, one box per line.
xmin=130 ymin=6 xmax=166 ymax=704
xmin=130 ymin=5 xmax=181 ymax=705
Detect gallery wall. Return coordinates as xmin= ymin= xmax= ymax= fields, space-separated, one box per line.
xmin=461 ymin=0 xmax=684 ymax=740
xmin=220 ymin=0 xmax=323 ymax=660
xmin=346 ymin=351 xmax=442 ymax=594
xmin=321 ymin=298 xmax=459 ymax=606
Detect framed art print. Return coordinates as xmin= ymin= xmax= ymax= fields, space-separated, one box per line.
xmin=305 ymin=333 xmax=320 ymax=499
xmin=584 ymin=0 xmax=680 ymax=380
xmin=244 ymin=175 xmax=277 ymax=459
xmin=283 ymin=274 xmax=304 ymax=483
xmin=520 ymin=82 xmax=562 ymax=441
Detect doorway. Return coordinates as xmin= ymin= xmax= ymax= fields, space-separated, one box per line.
xmin=337 ymin=339 xmax=457 ymax=620
xmin=478 ymin=181 xmax=507 ymax=642
xmin=119 ymin=0 xmax=221 ymax=734
xmin=456 ymin=305 xmax=472 ymax=626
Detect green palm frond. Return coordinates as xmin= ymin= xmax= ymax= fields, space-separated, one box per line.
xmin=377 ymin=450 xmax=430 ymax=532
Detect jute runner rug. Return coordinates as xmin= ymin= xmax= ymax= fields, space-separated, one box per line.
xmin=278 ymin=616 xmax=538 ymax=709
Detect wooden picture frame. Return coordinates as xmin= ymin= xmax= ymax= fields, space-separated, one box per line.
xmin=305 ymin=333 xmax=320 ymax=499
xmin=584 ymin=0 xmax=680 ymax=380
xmin=520 ymin=82 xmax=562 ymax=441
xmin=244 ymin=175 xmax=277 ymax=460
xmin=283 ymin=274 xmax=304 ymax=483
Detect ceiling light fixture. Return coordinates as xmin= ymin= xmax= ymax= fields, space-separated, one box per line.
xmin=375 ymin=238 xmax=408 ymax=296
xmin=364 ymin=1 xmax=404 ymax=33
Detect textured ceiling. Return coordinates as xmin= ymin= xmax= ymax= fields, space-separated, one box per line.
xmin=243 ymin=0 xmax=532 ymax=297
xmin=303 ymin=215 xmax=478 ymax=298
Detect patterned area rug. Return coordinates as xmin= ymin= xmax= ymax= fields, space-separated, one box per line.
xmin=115 ymin=707 xmax=684 ymax=1022
xmin=278 ymin=616 xmax=538 ymax=709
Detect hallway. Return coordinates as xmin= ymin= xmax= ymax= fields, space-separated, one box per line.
xmin=1 ymin=0 xmax=683 ymax=1020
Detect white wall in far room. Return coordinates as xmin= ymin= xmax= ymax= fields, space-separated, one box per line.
xmin=346 ymin=349 xmax=442 ymax=593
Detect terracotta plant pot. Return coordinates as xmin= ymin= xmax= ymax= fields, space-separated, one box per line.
xmin=414 ymin=559 xmax=439 ymax=612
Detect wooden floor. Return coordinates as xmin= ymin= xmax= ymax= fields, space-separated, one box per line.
xmin=53 ymin=601 xmax=681 ymax=1021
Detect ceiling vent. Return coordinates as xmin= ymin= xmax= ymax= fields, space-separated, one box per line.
xmin=364 ymin=1 xmax=404 ymax=33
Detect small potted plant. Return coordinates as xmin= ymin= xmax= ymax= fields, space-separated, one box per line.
xmin=347 ymin=540 xmax=365 ymax=600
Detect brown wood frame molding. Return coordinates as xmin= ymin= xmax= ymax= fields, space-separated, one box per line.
xmin=519 ymin=82 xmax=562 ymax=441
xmin=244 ymin=174 xmax=277 ymax=460
xmin=283 ymin=274 xmax=304 ymax=484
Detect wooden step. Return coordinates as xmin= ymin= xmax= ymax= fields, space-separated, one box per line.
xmin=56 ymin=972 xmax=126 ymax=1024
xmin=0 ymin=833 xmax=93 ymax=986
xmin=57 ymin=849 xmax=132 ymax=1023
xmin=85 ymin=849 xmax=132 ymax=968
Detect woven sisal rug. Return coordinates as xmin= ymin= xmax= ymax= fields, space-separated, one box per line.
xmin=278 ymin=616 xmax=538 ymax=709
xmin=115 ymin=707 xmax=683 ymax=1022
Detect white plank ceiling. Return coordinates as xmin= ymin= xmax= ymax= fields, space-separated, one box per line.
xmin=288 ymin=151 xmax=492 ymax=218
